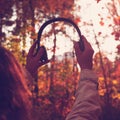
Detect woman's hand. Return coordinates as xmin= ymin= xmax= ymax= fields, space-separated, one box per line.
xmin=26 ymin=41 xmax=49 ymax=78
xmin=73 ymin=35 xmax=94 ymax=70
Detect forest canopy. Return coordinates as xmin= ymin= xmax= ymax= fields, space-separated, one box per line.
xmin=0 ymin=0 xmax=120 ymax=119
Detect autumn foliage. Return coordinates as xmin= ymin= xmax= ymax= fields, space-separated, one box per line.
xmin=0 ymin=0 xmax=120 ymax=120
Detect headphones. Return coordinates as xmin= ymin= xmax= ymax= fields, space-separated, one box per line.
xmin=35 ymin=18 xmax=85 ymax=62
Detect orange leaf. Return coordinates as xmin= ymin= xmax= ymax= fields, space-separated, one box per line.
xmin=113 ymin=16 xmax=120 ymax=25
xmin=75 ymin=18 xmax=81 ymax=24
xmin=99 ymin=21 xmax=104 ymax=26
xmin=98 ymin=32 xmax=102 ymax=35
xmin=96 ymin=0 xmax=101 ymax=3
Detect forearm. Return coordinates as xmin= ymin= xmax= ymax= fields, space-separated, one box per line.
xmin=66 ymin=69 xmax=101 ymax=120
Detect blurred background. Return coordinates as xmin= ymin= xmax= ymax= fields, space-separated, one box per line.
xmin=0 ymin=0 xmax=120 ymax=120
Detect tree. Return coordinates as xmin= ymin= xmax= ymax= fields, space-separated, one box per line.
xmin=106 ymin=0 xmax=120 ymax=41
xmin=0 ymin=0 xmax=14 ymax=44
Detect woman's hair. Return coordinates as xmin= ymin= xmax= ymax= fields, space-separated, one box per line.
xmin=0 ymin=46 xmax=32 ymax=120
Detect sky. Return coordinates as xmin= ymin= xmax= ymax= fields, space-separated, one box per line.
xmin=47 ymin=0 xmax=119 ymax=61
xmin=75 ymin=0 xmax=119 ymax=61
xmin=3 ymin=0 xmax=119 ymax=61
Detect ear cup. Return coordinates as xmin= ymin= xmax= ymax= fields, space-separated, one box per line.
xmin=40 ymin=46 xmax=48 ymax=62
xmin=79 ymin=37 xmax=85 ymax=51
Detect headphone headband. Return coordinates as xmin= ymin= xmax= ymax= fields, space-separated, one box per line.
xmin=36 ymin=18 xmax=84 ymax=54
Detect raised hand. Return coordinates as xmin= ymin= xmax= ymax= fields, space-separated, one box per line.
xmin=26 ymin=41 xmax=49 ymax=77
xmin=73 ymin=35 xmax=94 ymax=70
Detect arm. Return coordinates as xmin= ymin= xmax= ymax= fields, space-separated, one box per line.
xmin=66 ymin=69 xmax=101 ymax=120
xmin=66 ymin=36 xmax=101 ymax=120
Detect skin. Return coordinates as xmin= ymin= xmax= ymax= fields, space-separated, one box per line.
xmin=26 ymin=41 xmax=49 ymax=78
xmin=73 ymin=35 xmax=94 ymax=70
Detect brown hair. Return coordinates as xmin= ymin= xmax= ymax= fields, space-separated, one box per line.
xmin=0 ymin=46 xmax=32 ymax=120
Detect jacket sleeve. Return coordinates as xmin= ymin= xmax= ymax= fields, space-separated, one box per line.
xmin=66 ymin=69 xmax=101 ymax=120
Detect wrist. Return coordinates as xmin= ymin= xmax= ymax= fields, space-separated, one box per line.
xmin=29 ymin=71 xmax=38 ymax=78
xmin=25 ymin=65 xmax=37 ymax=79
xmin=80 ymin=69 xmax=98 ymax=85
xmin=80 ymin=65 xmax=92 ymax=70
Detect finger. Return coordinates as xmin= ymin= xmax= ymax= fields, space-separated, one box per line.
xmin=81 ymin=35 xmax=92 ymax=49
xmin=73 ymin=41 xmax=83 ymax=57
xmin=36 ymin=46 xmax=45 ymax=60
xmin=28 ymin=41 xmax=37 ymax=57
xmin=73 ymin=41 xmax=82 ymax=53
